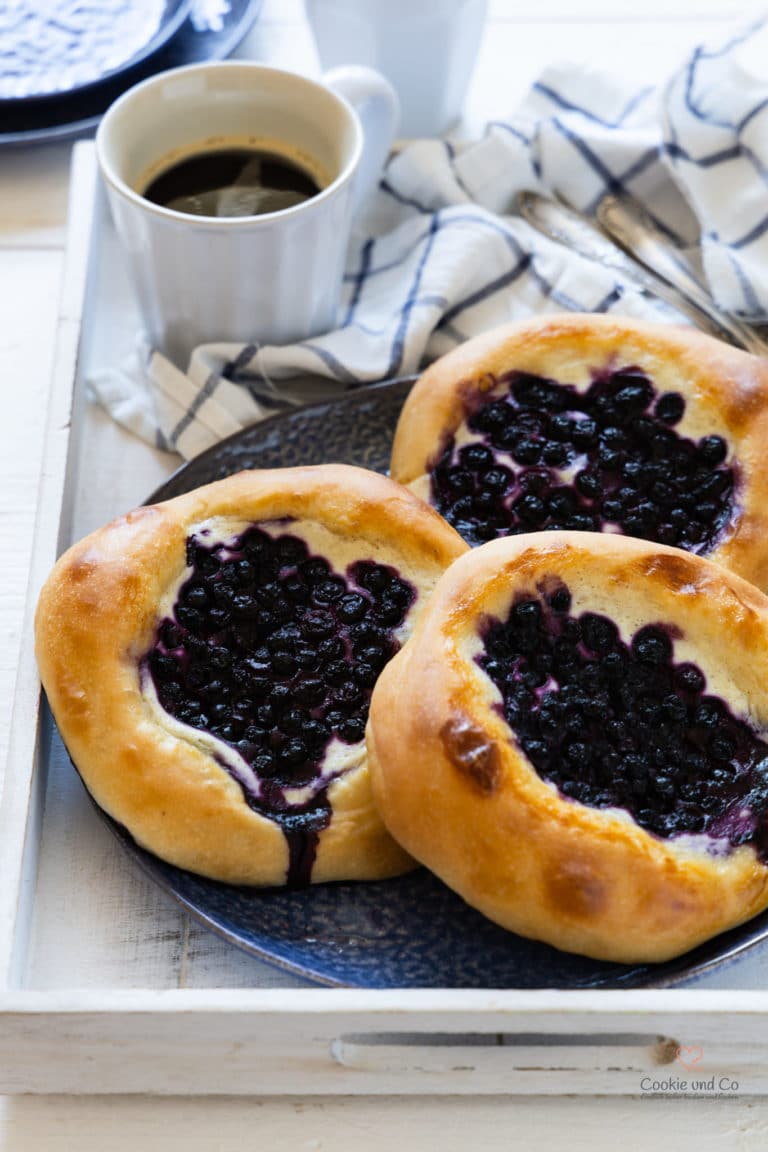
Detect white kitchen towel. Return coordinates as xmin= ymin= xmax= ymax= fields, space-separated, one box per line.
xmin=90 ymin=16 xmax=768 ymax=460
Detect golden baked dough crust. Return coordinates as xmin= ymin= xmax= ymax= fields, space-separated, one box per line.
xmin=35 ymin=464 xmax=467 ymax=887
xmin=367 ymin=531 xmax=768 ymax=963
xmin=390 ymin=313 xmax=768 ymax=591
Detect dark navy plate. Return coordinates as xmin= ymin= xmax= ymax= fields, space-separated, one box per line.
xmin=93 ymin=379 xmax=768 ymax=987
xmin=0 ymin=0 xmax=263 ymax=146
xmin=0 ymin=0 xmax=191 ymax=102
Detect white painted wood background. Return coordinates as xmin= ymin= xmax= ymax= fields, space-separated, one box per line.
xmin=4 ymin=0 xmax=768 ymax=1144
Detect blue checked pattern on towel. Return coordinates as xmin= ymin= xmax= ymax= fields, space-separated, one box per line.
xmin=91 ymin=17 xmax=768 ymax=460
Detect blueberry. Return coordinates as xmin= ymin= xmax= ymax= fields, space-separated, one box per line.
xmin=334 ymin=680 xmax=362 ymax=707
xmin=355 ymin=563 xmax=390 ymax=594
xmin=233 ymin=593 xmax=261 ymax=617
xmin=325 ymin=660 xmax=349 ymax=684
xmin=301 ymin=610 xmax=336 ymax=638
xmin=386 ymin=578 xmax=413 ymax=607
xmin=295 ymin=647 xmax=320 ymax=671
xmin=693 ymin=699 xmax=722 ymax=732
xmin=313 ymin=578 xmax=346 ymax=605
xmin=698 ymin=471 xmax=731 ymax=499
xmin=542 ymin=442 xmax=570 ymax=468
xmin=473 ymin=493 xmax=497 ymax=517
xmin=271 ymin=650 xmax=298 ymax=677
xmin=632 ymin=626 xmax=672 ymax=665
xmin=571 ymin=418 xmax=598 ymax=448
xmin=150 ymin=652 xmax=178 ymax=681
xmin=515 ymin=494 xmax=547 ymax=525
xmin=354 ymin=662 xmax=379 ymax=688
xmin=447 ymin=496 xmax=474 ymax=521
xmin=699 ymin=435 xmax=728 ymax=466
xmin=176 ymin=605 xmax=204 ymax=631
xmin=301 ymin=557 xmax=331 ymax=584
xmin=302 ymin=719 xmax=330 ymax=747
xmin=460 ymin=442 xmax=495 ymax=469
xmin=512 ymin=599 xmax=542 ymax=629
xmin=338 ymin=717 xmax=367 ymax=743
xmin=279 ymin=738 xmax=309 ymax=767
xmin=242 ymin=532 xmax=269 ymax=560
xmin=601 ymin=426 xmax=628 ymax=448
xmin=512 ymin=374 xmax=565 ymax=412
xmin=513 ymin=438 xmax=542 ymax=465
xmin=213 ymin=583 xmax=235 ymax=606
xmin=470 ymin=399 xmax=510 ymax=433
xmin=279 ymin=709 xmax=307 ymax=735
xmin=575 ymin=470 xmax=601 ymax=498
xmin=710 ymin=734 xmax=736 ymax=762
xmin=675 ymin=663 xmax=706 ymax=693
xmin=256 ymin=703 xmax=275 ymax=727
xmin=542 ymin=412 xmax=568 ymax=440
xmin=445 ymin=468 xmax=473 ymax=495
xmin=482 ymin=467 xmax=512 ymax=492
xmin=208 ymin=607 xmax=231 ymax=628
xmin=375 ymin=597 xmax=407 ymax=626
xmin=597 ymin=447 xmax=621 ymax=471
xmin=233 ymin=559 xmax=255 ymax=586
xmin=296 ymin=678 xmax=326 ymax=706
xmin=270 ymin=684 xmax=292 ymax=712
xmin=523 ymin=738 xmax=548 ymax=762
xmin=547 ymin=488 xmax=578 ymax=518
xmin=184 ymin=584 xmax=209 ymax=608
xmin=566 ymin=742 xmax=590 ymax=766
xmin=580 ymin=613 xmax=618 ymax=654
xmin=350 ymin=621 xmax=383 ymax=647
xmin=159 ymin=620 xmax=184 ymax=648
xmin=548 ymin=586 xmax=571 ymax=613
xmin=567 ymin=513 xmax=597 ymax=532
xmin=274 ymin=535 xmax=307 ymax=566
xmin=519 ymin=469 xmax=549 ymax=495
xmin=494 ymin=425 xmax=522 ymax=452
xmin=655 ymin=392 xmax=685 ymax=424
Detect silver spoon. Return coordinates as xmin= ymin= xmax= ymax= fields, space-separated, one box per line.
xmin=517 ymin=190 xmax=768 ymax=355
xmin=596 ymin=193 xmax=768 ymax=358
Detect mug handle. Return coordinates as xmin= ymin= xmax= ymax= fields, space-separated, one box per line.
xmin=323 ymin=66 xmax=400 ymax=216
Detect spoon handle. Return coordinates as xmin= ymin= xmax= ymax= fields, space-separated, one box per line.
xmin=596 ymin=194 xmax=768 ymax=358
xmin=516 ymin=191 xmax=742 ymax=346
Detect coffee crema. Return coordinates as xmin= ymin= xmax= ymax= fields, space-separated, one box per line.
xmin=142 ymin=146 xmax=323 ymax=218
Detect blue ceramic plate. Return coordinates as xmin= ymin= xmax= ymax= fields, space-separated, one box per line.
xmin=91 ymin=378 xmax=768 ymax=987
xmin=0 ymin=0 xmax=192 ymax=102
xmin=0 ymin=0 xmax=263 ymax=146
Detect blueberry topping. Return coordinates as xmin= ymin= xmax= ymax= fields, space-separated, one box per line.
xmin=430 ymin=367 xmax=735 ymax=551
xmin=478 ymin=584 xmax=768 ymax=858
xmin=632 ymin=625 xmax=673 ymax=665
xmin=145 ymin=524 xmax=416 ymax=886
xmin=655 ymin=392 xmax=685 ymax=425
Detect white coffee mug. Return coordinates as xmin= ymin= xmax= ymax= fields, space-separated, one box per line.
xmin=305 ymin=0 xmax=487 ymax=138
xmin=96 ymin=62 xmax=398 ymax=366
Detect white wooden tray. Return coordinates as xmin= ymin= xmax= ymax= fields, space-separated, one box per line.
xmin=3 ymin=142 xmax=768 ymax=1096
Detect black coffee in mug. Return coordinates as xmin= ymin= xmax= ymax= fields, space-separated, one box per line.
xmin=142 ymin=146 xmax=322 ymax=218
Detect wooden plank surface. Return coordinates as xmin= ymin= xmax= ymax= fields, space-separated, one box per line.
xmin=1 ymin=1094 xmax=767 ymax=1152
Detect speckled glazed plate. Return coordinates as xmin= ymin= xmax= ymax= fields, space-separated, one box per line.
xmin=0 ymin=0 xmax=191 ymax=103
xmin=95 ymin=379 xmax=768 ymax=987
xmin=0 ymin=0 xmax=262 ymax=146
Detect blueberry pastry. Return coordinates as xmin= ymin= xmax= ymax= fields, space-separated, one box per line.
xmin=391 ymin=314 xmax=768 ymax=591
xmin=367 ymin=532 xmax=768 ymax=962
xmin=35 ymin=465 xmax=467 ymax=887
